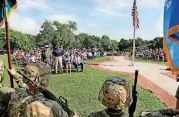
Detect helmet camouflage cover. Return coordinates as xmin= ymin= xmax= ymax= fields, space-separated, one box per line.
xmin=99 ymin=76 xmax=132 ymax=109
xmin=25 ymin=62 xmax=51 ymax=77
xmin=23 ymin=62 xmax=52 ymax=84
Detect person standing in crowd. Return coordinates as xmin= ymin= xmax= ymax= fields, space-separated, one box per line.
xmin=88 ymin=76 xmax=132 ymax=117
xmin=41 ymin=47 xmax=46 ymax=63
xmin=53 ymin=45 xmax=64 ymax=74
xmin=45 ymin=45 xmax=52 ymax=66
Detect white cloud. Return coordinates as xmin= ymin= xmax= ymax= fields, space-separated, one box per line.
xmin=9 ymin=13 xmax=41 ymax=35
xmin=95 ymin=0 xmax=164 ymax=17
xmin=87 ymin=23 xmax=101 ymax=28
xmin=47 ymin=14 xmax=76 ymax=23
xmin=96 ymin=8 xmax=127 ymax=17
xmin=96 ymin=0 xmax=163 ymax=9
xmin=74 ymin=25 xmax=87 ymax=34
xmin=17 ymin=0 xmax=51 ymax=11
xmin=47 ymin=14 xmax=87 ymax=35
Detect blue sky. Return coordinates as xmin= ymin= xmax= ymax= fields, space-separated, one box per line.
xmin=9 ymin=0 xmax=164 ymax=41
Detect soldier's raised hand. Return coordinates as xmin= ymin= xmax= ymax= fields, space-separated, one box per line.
xmin=7 ymin=68 xmax=16 ymax=76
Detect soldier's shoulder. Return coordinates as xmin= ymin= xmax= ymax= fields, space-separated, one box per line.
xmin=88 ymin=110 xmax=109 ymax=117
xmin=88 ymin=110 xmax=128 ymax=117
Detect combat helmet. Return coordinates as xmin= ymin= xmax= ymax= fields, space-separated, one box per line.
xmin=99 ymin=76 xmax=132 ymax=109
xmin=22 ymin=62 xmax=52 ymax=87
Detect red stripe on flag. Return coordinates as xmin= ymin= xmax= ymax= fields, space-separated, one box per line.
xmin=132 ymin=0 xmax=139 ymax=30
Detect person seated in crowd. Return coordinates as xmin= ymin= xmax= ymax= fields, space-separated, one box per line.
xmin=34 ymin=50 xmax=40 ymax=62
xmin=64 ymin=52 xmax=72 ymax=73
xmin=29 ymin=53 xmax=36 ymax=63
xmin=88 ymin=76 xmax=132 ymax=117
xmin=72 ymin=52 xmax=84 ymax=72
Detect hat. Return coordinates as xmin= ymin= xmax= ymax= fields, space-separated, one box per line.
xmin=99 ymin=76 xmax=132 ymax=109
xmin=45 ymin=45 xmax=49 ymax=48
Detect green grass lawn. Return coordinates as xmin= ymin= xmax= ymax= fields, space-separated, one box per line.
xmin=1 ymin=55 xmax=165 ymax=117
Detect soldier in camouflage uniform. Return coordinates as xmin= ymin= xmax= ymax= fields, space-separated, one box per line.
xmin=0 ymin=57 xmax=19 ymax=116
xmin=88 ymin=76 xmax=132 ymax=117
xmin=140 ymin=85 xmax=179 ymax=117
xmin=7 ymin=62 xmax=78 ymax=117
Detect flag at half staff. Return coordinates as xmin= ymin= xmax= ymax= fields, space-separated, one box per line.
xmin=163 ymin=0 xmax=179 ymax=74
xmin=131 ymin=0 xmax=139 ymax=30
xmin=0 ymin=0 xmax=18 ymax=28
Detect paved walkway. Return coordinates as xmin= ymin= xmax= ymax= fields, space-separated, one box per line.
xmin=90 ymin=56 xmax=178 ymax=107
xmin=99 ymin=56 xmax=178 ymax=96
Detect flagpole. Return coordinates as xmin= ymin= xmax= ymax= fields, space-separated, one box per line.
xmin=3 ymin=0 xmax=14 ymax=88
xmin=132 ymin=0 xmax=136 ymax=66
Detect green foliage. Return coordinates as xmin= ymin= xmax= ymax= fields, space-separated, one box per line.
xmin=118 ymin=37 xmax=163 ymax=51
xmin=0 ymin=19 xmax=163 ymax=51
xmin=36 ymin=20 xmax=120 ymax=51
xmin=37 ymin=20 xmax=55 ymax=46
xmin=0 ymin=28 xmax=35 ymax=50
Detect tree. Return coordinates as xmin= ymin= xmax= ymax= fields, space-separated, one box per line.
xmin=153 ymin=37 xmax=163 ymax=48
xmin=111 ymin=40 xmax=119 ymax=51
xmin=53 ymin=21 xmax=75 ymax=49
xmin=101 ymin=35 xmax=111 ymax=51
xmin=136 ymin=37 xmax=144 ymax=47
xmin=118 ymin=38 xmax=129 ymax=51
xmin=0 ymin=28 xmax=36 ymax=50
xmin=37 ymin=20 xmax=55 ymax=46
xmin=75 ymin=33 xmax=88 ymax=49
xmin=68 ymin=21 xmax=77 ymax=31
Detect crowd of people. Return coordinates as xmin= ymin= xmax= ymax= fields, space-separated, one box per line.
xmin=135 ymin=48 xmax=166 ymax=62
xmin=13 ymin=44 xmax=103 ymax=74
xmin=1 ymin=44 xmax=179 ymax=117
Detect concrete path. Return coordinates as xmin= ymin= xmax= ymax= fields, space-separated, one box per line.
xmin=99 ymin=56 xmax=178 ymax=96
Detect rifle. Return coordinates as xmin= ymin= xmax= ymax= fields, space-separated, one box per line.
xmin=17 ymin=70 xmax=75 ymax=117
xmin=128 ymin=70 xmax=138 ymax=117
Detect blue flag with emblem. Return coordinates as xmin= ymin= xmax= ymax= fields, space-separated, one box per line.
xmin=163 ymin=0 xmax=179 ymax=74
xmin=0 ymin=0 xmax=18 ymax=28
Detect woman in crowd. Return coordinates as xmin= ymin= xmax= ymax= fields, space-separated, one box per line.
xmin=64 ymin=52 xmax=72 ymax=73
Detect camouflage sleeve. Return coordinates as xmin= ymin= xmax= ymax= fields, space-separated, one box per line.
xmin=140 ymin=108 xmax=179 ymax=117
xmin=176 ymin=85 xmax=179 ymax=99
xmin=158 ymin=108 xmax=179 ymax=115
xmin=46 ymin=100 xmax=69 ymax=117
xmin=12 ymin=72 xmax=26 ymax=88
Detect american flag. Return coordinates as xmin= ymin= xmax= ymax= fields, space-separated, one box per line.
xmin=132 ymin=0 xmax=139 ymax=29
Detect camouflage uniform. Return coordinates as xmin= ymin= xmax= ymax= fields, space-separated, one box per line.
xmin=88 ymin=76 xmax=132 ymax=117
xmin=140 ymin=108 xmax=179 ymax=117
xmin=8 ymin=62 xmax=69 ymax=117
xmin=139 ymin=86 xmax=179 ymax=117
xmin=0 ymin=57 xmax=24 ymax=116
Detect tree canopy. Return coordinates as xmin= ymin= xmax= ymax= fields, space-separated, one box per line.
xmin=0 ymin=20 xmax=163 ymax=51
